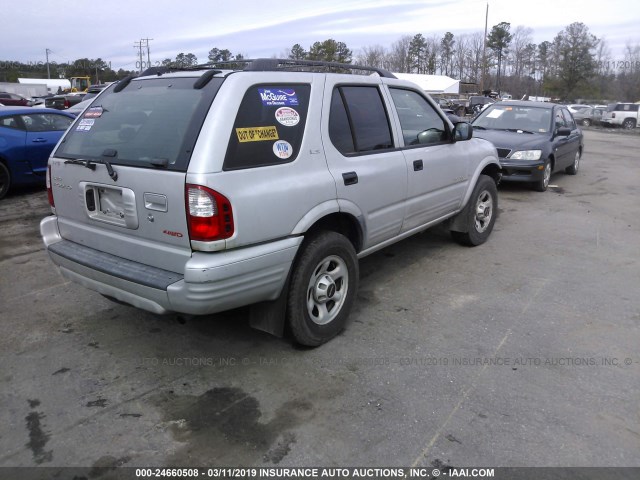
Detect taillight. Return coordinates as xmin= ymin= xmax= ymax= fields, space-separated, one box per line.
xmin=46 ymin=165 xmax=55 ymax=207
xmin=185 ymin=184 xmax=234 ymax=242
xmin=64 ymin=99 xmax=70 ymax=109
xmin=611 ymin=113 xmax=616 ymax=118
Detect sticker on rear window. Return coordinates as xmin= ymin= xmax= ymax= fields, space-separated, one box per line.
xmin=272 ymin=140 xmax=293 ymax=159
xmin=84 ymin=107 xmax=103 ymax=118
xmin=236 ymin=126 xmax=279 ymax=143
xmin=275 ymin=107 xmax=300 ymax=127
xmin=259 ymin=88 xmax=299 ymax=106
xmin=76 ymin=118 xmax=95 ymax=131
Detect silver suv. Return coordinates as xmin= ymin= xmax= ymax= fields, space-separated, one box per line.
xmin=41 ymin=59 xmax=501 ymax=346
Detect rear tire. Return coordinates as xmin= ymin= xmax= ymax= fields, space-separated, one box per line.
xmin=622 ymin=118 xmax=636 ymax=130
xmin=582 ymin=119 xmax=591 ymax=127
xmin=286 ymin=231 xmax=359 ymax=346
xmin=451 ymin=175 xmax=498 ymax=246
xmin=0 ymin=162 xmax=10 ymax=200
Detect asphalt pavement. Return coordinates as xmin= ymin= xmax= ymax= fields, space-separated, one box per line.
xmin=0 ymin=129 xmax=638 ymax=472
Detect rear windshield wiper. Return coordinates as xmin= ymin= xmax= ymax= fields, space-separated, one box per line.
xmin=64 ymin=156 xmax=118 ymax=181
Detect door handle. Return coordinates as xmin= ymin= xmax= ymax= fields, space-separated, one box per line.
xmin=32 ymin=138 xmax=47 ymax=143
xmin=413 ymin=159 xmax=423 ymax=171
xmin=342 ymin=171 xmax=358 ymax=186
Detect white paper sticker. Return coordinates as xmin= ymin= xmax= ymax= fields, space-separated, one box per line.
xmin=275 ymin=107 xmax=300 ymax=127
xmin=486 ymin=109 xmax=504 ymax=119
xmin=273 ymin=140 xmax=293 ymax=159
xmin=76 ymin=118 xmax=95 ymax=131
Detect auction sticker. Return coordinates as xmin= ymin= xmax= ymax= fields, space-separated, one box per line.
xmin=275 ymin=107 xmax=300 ymax=127
xmin=76 ymin=118 xmax=95 ymax=132
xmin=236 ymin=126 xmax=279 ymax=143
xmin=273 ymin=140 xmax=293 ymax=159
xmin=84 ymin=107 xmax=103 ymax=118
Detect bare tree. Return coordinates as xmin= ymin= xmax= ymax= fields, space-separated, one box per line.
xmin=386 ymin=35 xmax=412 ymax=73
xmin=355 ymin=45 xmax=388 ymax=69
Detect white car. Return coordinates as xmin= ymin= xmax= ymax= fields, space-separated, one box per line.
xmin=567 ymin=104 xmax=592 ymax=114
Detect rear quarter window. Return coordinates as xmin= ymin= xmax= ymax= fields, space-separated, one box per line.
xmin=223 ymin=84 xmax=310 ymax=170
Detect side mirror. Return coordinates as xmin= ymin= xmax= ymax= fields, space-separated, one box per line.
xmin=556 ymin=127 xmax=571 ymax=137
xmin=454 ymin=122 xmax=473 ymax=141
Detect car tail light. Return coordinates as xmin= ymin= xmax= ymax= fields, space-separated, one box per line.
xmin=63 ymin=99 xmax=70 ymax=109
xmin=185 ymin=184 xmax=234 ymax=242
xmin=611 ymin=113 xmax=616 ymax=118
xmin=46 ymin=165 xmax=55 ymax=207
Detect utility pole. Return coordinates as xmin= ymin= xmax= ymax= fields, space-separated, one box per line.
xmin=134 ymin=40 xmax=144 ymax=73
xmin=143 ymin=38 xmax=153 ymax=68
xmin=46 ymin=48 xmax=52 ymax=79
xmin=480 ymin=2 xmax=488 ymax=94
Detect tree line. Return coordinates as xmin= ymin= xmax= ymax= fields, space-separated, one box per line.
xmin=2 ymin=21 xmax=638 ymax=102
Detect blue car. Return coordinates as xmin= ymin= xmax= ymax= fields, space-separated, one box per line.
xmin=0 ymin=107 xmax=75 ymax=199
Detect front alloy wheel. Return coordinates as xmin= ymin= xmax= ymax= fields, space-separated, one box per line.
xmin=533 ymin=160 xmax=552 ymax=192
xmin=565 ymin=150 xmax=580 ymax=175
xmin=451 ymin=174 xmax=498 ymax=246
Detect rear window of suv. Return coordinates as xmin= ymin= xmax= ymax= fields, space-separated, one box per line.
xmin=223 ymin=84 xmax=311 ymax=170
xmin=55 ymin=76 xmax=223 ymax=171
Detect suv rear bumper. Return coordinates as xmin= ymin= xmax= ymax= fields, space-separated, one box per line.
xmin=41 ymin=215 xmax=302 ymax=316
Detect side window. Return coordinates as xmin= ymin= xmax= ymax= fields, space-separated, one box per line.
xmin=554 ymin=109 xmax=567 ymax=128
xmin=0 ymin=115 xmax=24 ymax=130
xmin=389 ymin=88 xmax=447 ymax=146
xmin=329 ymin=86 xmax=393 ymax=155
xmin=21 ymin=113 xmax=73 ymax=132
xmin=561 ymin=109 xmax=576 ymax=130
xmin=329 ymin=89 xmax=355 ymax=154
xmin=223 ymin=84 xmax=310 ymax=170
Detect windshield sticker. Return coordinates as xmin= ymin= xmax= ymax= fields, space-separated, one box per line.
xmin=273 ymin=140 xmax=293 ymax=159
xmin=84 ymin=107 xmax=103 ymax=118
xmin=259 ymin=88 xmax=299 ymax=107
xmin=236 ymin=126 xmax=279 ymax=143
xmin=486 ymin=109 xmax=504 ymax=119
xmin=76 ymin=118 xmax=95 ymax=132
xmin=275 ymin=107 xmax=300 ymax=127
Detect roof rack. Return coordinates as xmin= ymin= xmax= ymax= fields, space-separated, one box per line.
xmin=193 ymin=58 xmax=397 ymax=79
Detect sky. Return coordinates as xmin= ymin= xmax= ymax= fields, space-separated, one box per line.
xmin=3 ymin=0 xmax=639 ymax=72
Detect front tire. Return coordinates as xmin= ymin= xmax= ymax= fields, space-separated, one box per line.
xmin=582 ymin=118 xmax=591 ymax=127
xmin=287 ymin=231 xmax=359 ymax=346
xmin=0 ymin=162 xmax=10 ymax=200
xmin=451 ymin=175 xmax=498 ymax=246
xmin=565 ymin=150 xmax=580 ymax=175
xmin=533 ymin=159 xmax=552 ymax=192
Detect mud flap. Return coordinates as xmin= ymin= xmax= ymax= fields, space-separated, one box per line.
xmin=248 ymin=274 xmax=291 ymax=338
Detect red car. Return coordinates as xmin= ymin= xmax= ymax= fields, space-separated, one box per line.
xmin=0 ymin=92 xmax=30 ymax=106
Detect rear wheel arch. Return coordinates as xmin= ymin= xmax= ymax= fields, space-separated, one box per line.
xmin=304 ymin=212 xmax=363 ymax=253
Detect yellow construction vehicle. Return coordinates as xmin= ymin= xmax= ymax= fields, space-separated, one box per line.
xmin=69 ymin=76 xmax=90 ymax=92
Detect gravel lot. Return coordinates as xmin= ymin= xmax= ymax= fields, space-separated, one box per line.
xmin=0 ymin=129 xmax=638 ymax=472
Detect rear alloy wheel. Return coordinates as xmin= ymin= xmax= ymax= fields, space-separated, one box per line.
xmin=622 ymin=118 xmax=636 ymax=130
xmin=0 ymin=162 xmax=10 ymax=200
xmin=533 ymin=160 xmax=552 ymax=192
xmin=451 ymin=175 xmax=498 ymax=246
xmin=582 ymin=118 xmax=591 ymax=127
xmin=287 ymin=231 xmax=358 ymax=346
xmin=565 ymin=150 xmax=580 ymax=175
